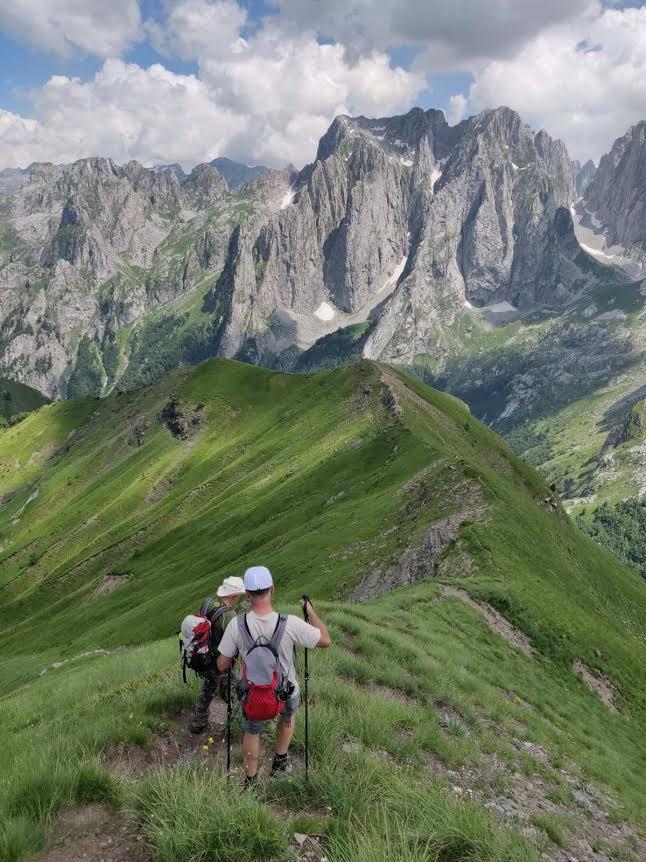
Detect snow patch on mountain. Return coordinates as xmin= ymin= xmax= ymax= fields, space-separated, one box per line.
xmin=280 ymin=188 xmax=296 ymax=209
xmin=314 ymin=301 xmax=335 ymax=322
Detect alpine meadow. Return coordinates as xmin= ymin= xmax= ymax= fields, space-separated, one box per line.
xmin=1 ymin=359 xmax=646 ymax=861
xmin=3 ymin=2 xmax=646 ymax=861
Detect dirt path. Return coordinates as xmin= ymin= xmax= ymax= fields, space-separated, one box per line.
xmin=440 ymin=585 xmax=534 ymax=656
xmin=32 ymin=804 xmax=150 ymax=862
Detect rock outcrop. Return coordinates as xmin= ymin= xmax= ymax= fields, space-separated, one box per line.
xmin=209 ymin=106 xmax=579 ymax=367
xmin=0 ymin=106 xmax=584 ymax=395
xmin=584 ymin=122 xmax=646 ymax=260
xmin=574 ymin=159 xmax=596 ymax=196
xmin=0 ymin=156 xmax=291 ymax=396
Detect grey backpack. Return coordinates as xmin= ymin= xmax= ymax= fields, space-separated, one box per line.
xmin=236 ymin=614 xmax=291 ymax=720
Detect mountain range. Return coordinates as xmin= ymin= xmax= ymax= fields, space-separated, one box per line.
xmin=2 ymin=108 xmax=646 ymax=862
xmin=0 ymin=106 xmax=645 ymax=544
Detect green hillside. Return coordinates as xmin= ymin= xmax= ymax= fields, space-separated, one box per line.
xmin=0 ymin=377 xmax=48 ymax=424
xmin=1 ymin=359 xmax=645 ymax=861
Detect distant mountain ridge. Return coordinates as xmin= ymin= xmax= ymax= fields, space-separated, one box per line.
xmin=0 ymin=154 xmax=292 ymax=397
xmin=209 ymin=106 xmax=579 ymax=369
xmin=210 ymin=157 xmax=268 ymax=190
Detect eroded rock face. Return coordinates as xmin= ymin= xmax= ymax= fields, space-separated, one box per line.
xmin=574 ymin=159 xmax=596 ymax=196
xmin=210 ymin=106 xmax=579 ymax=367
xmin=0 ymin=106 xmax=581 ymax=396
xmin=584 ymin=122 xmax=646 ymax=260
xmin=0 ymin=156 xmax=291 ymax=397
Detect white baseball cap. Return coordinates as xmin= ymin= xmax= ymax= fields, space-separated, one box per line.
xmin=243 ymin=565 xmax=274 ymax=591
xmin=216 ymin=576 xmax=245 ymax=598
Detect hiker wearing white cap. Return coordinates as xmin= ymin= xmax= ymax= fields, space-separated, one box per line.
xmin=217 ymin=565 xmax=331 ymax=786
xmin=189 ymin=576 xmax=246 ymax=734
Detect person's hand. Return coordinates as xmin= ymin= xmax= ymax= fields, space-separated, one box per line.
xmin=300 ymin=596 xmax=313 ymax=617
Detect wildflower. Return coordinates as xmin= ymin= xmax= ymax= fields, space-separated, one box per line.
xmin=208 ymin=737 xmax=214 ymax=745
xmin=202 ymin=744 xmax=209 ymax=751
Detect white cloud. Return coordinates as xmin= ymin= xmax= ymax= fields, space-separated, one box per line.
xmin=0 ymin=60 xmax=245 ymax=168
xmin=275 ymin=0 xmax=593 ymax=66
xmin=0 ymin=0 xmax=141 ymax=57
xmin=466 ymin=5 xmax=646 ymax=162
xmin=0 ymin=19 xmax=424 ymax=169
xmin=147 ymin=0 xmax=247 ymax=61
xmin=202 ymin=25 xmax=423 ymax=121
xmin=447 ymin=93 xmax=468 ymax=125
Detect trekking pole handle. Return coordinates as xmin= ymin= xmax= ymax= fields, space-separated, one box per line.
xmin=302 ymin=594 xmax=311 ymax=623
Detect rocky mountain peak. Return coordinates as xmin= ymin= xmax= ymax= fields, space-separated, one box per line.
xmin=574 ymin=159 xmax=596 ymax=196
xmin=204 ymin=105 xmax=582 ymax=370
xmin=584 ymin=119 xmax=646 ymax=261
xmin=316 ymin=107 xmax=457 ymax=167
xmin=181 ymin=163 xmax=229 ymax=204
xmin=0 ymin=105 xmax=590 ymax=399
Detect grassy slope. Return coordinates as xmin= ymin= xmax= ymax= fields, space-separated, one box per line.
xmin=1 ymin=359 xmax=646 ymax=861
xmin=296 ymin=259 xmax=646 ymax=520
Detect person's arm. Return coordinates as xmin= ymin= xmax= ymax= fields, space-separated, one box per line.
xmin=217 ymin=654 xmax=234 ymax=671
xmin=301 ymin=598 xmax=331 ymax=648
xmin=216 ymin=618 xmax=238 ymax=671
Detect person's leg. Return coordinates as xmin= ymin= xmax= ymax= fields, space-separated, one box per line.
xmin=242 ymin=717 xmax=264 ymax=785
xmin=271 ymin=696 xmax=299 ymax=775
xmin=243 ymin=732 xmax=261 ymax=777
xmin=190 ymin=671 xmax=218 ymax=733
xmin=275 ymin=711 xmax=296 ymax=755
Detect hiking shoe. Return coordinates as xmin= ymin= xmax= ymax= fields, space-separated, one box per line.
xmin=270 ymin=754 xmax=293 ymax=777
xmin=189 ymin=717 xmax=208 ymax=734
xmin=244 ymin=774 xmax=258 ymax=792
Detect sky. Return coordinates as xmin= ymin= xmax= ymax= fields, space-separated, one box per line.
xmin=0 ymin=1 xmax=645 ymax=170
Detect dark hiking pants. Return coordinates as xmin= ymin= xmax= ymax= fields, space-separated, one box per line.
xmin=191 ymin=669 xmax=232 ymax=729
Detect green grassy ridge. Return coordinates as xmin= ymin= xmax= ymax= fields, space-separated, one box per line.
xmin=1 ymin=359 xmax=646 ymax=859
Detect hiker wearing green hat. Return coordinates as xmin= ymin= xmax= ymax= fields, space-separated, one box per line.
xmin=189 ymin=576 xmax=246 ymax=734
xmin=217 ymin=565 xmax=331 ymax=785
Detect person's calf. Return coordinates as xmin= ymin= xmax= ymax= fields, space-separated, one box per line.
xmin=242 ymin=731 xmax=260 ymax=779
xmin=275 ymin=713 xmax=295 ymax=756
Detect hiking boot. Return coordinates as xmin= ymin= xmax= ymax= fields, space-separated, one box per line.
xmin=270 ymin=754 xmax=293 ymax=777
xmin=244 ymin=774 xmax=258 ymax=792
xmin=189 ymin=716 xmax=208 ymax=734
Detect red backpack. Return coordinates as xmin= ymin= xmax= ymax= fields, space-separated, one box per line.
xmin=236 ymin=614 xmax=291 ymax=720
xmin=178 ymin=600 xmax=229 ymax=682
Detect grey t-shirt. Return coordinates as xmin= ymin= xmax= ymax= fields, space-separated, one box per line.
xmin=218 ymin=611 xmax=321 ymax=696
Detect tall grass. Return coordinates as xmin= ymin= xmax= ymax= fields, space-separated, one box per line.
xmin=134 ymin=766 xmax=287 ymax=862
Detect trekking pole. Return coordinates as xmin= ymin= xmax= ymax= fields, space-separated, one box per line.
xmin=226 ymin=668 xmax=232 ymax=781
xmin=302 ymin=594 xmax=311 ymax=781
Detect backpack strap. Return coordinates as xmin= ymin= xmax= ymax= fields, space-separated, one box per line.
xmin=269 ymin=614 xmax=288 ymax=652
xmin=208 ymin=604 xmax=230 ymax=647
xmin=237 ymin=614 xmax=256 ymax=652
xmin=208 ymin=605 xmax=229 ymax=625
xmin=199 ymin=596 xmax=216 ymax=616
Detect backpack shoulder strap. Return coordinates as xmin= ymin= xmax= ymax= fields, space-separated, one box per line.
xmin=209 ymin=604 xmax=230 ymax=645
xmin=209 ymin=605 xmax=229 ymax=625
xmin=237 ymin=614 xmax=256 ymax=652
xmin=269 ymin=614 xmax=288 ymax=652
xmin=199 ymin=596 xmax=215 ymax=616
